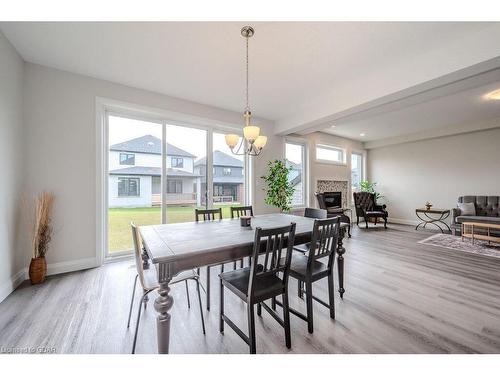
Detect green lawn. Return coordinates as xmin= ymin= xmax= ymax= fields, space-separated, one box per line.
xmin=108 ymin=205 xmax=235 ymax=253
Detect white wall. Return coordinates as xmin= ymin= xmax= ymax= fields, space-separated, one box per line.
xmin=0 ymin=32 xmax=24 ymax=302
xmin=368 ymin=126 xmax=500 ymax=224
xmin=20 ymin=63 xmax=276 ymax=273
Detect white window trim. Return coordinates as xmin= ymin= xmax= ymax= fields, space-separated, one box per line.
xmin=284 ymin=137 xmax=309 ymax=209
xmin=96 ymin=97 xmax=251 ymax=261
xmin=315 ymin=143 xmax=347 ymax=166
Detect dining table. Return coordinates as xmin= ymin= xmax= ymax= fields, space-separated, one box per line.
xmin=139 ymin=213 xmax=348 ymax=354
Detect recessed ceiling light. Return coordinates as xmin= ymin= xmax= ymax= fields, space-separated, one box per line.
xmin=360 ymin=133 xmax=366 ymax=137
xmin=484 ymin=89 xmax=500 ymax=100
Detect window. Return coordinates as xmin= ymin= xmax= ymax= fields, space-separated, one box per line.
xmin=351 ymin=152 xmax=363 ymax=198
xmin=223 ymin=167 xmax=231 ymax=176
xmin=167 ymin=179 xmax=182 ymax=194
xmin=119 ymin=153 xmax=135 ymax=165
xmin=316 ymin=144 xmax=345 ymax=164
xmin=171 ymin=157 xmax=183 ymax=168
xmin=118 ymin=177 xmax=140 ymax=197
xmin=285 ymin=140 xmax=307 ymax=207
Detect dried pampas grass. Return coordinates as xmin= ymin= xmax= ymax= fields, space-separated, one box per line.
xmin=32 ymin=191 xmax=55 ymax=259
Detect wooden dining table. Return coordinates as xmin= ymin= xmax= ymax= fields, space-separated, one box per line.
xmin=139 ymin=213 xmax=348 ymax=354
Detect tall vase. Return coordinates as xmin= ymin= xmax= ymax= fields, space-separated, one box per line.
xmin=29 ymin=256 xmax=47 ymax=285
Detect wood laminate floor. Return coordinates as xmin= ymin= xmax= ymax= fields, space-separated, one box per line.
xmin=1 ymin=224 xmax=500 ymax=354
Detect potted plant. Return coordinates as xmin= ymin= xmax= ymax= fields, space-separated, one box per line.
xmin=29 ymin=192 xmax=55 ymax=285
xmin=261 ymin=160 xmax=295 ymax=212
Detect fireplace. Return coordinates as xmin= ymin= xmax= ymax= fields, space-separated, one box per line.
xmin=316 ymin=179 xmax=348 ymax=208
xmin=323 ymin=191 xmax=342 ymax=208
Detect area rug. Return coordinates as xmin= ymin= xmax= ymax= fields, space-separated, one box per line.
xmin=418 ymin=233 xmax=500 ymax=259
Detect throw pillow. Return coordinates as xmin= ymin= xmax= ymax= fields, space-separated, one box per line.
xmin=457 ymin=202 xmax=476 ymax=216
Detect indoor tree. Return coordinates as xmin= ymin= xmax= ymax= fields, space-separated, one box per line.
xmin=261 ymin=160 xmax=295 ymax=212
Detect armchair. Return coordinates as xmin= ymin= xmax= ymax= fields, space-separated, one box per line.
xmin=353 ymin=192 xmax=388 ymax=229
xmin=315 ymin=192 xmax=351 ymax=237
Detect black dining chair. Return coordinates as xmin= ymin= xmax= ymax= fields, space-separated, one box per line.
xmin=128 ymin=223 xmax=205 ymax=353
xmin=230 ymin=206 xmax=254 ymax=268
xmin=275 ymin=217 xmax=340 ymax=333
xmin=195 ymin=208 xmax=226 ymax=311
xmin=304 ymin=207 xmax=327 ymax=219
xmin=219 ymin=223 xmax=296 ymax=354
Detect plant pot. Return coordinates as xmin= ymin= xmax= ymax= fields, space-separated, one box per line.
xmin=29 ymin=256 xmax=47 ymax=285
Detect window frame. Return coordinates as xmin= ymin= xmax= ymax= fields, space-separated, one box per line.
xmin=119 ymin=152 xmax=135 ymax=165
xmin=166 ymin=179 xmax=183 ymax=194
xmin=117 ymin=177 xmax=140 ymax=197
xmin=284 ymin=137 xmax=309 ymax=209
xmin=222 ymin=167 xmax=231 ymax=176
xmin=315 ymin=143 xmax=346 ymax=165
xmin=171 ymin=157 xmax=184 ymax=168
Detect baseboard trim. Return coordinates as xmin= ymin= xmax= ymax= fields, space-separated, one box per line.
xmin=47 ymin=257 xmax=99 ymax=276
xmin=0 ymin=268 xmax=27 ymax=304
xmin=0 ymin=256 xmax=99 ymax=304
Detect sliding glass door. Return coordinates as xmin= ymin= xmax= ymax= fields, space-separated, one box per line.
xmin=107 ymin=115 xmax=163 ymax=255
xmin=105 ymin=112 xmax=249 ymax=256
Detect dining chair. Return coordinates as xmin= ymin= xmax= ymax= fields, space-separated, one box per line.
xmin=274 ymin=217 xmax=340 ymax=333
xmin=195 ymin=208 xmax=225 ymax=311
xmin=230 ymin=205 xmax=254 ymax=268
xmin=128 ymin=223 xmax=205 ymax=354
xmin=219 ymin=223 xmax=296 ymax=354
xmin=304 ymin=207 xmax=327 ymax=219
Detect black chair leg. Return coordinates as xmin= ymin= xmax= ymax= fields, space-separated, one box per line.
xmin=127 ymin=274 xmax=138 ymax=328
xmin=356 ymin=216 xmax=359 ymax=226
xmin=327 ymin=272 xmax=335 ymax=319
xmin=219 ymin=279 xmax=224 ymax=333
xmin=247 ymin=304 xmax=256 ymax=354
xmin=305 ymin=281 xmax=314 ymax=333
xmin=365 ymin=218 xmax=369 ymax=229
xmin=195 ymin=279 xmax=206 ymax=334
xmin=384 ymin=217 xmax=387 ymax=229
xmin=271 ymin=296 xmax=276 ymax=311
xmin=297 ymin=279 xmax=303 ymax=298
xmin=206 ymin=266 xmax=211 ymax=311
xmin=185 ymin=280 xmax=191 ymax=309
xmin=240 ymin=258 xmax=244 ymax=268
xmin=282 ymin=291 xmax=291 ymax=349
xmin=257 ymin=302 xmax=262 ymax=316
xmin=132 ymin=293 xmax=145 ymax=354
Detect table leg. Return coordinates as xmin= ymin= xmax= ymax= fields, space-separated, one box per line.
xmin=155 ymin=264 xmax=174 ymax=354
xmin=337 ymin=227 xmax=346 ymax=299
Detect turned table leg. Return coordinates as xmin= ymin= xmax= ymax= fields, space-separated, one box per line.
xmin=155 ymin=264 xmax=174 ymax=354
xmin=337 ymin=226 xmax=346 ymax=299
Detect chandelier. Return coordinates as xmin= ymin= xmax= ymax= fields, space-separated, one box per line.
xmin=225 ymin=26 xmax=267 ymax=156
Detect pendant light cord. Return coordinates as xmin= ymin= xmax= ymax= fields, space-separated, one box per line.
xmin=246 ymin=35 xmax=249 ymax=112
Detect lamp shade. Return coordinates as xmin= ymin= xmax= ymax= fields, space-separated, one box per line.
xmin=243 ymin=125 xmax=260 ymax=142
xmin=225 ymin=134 xmax=240 ymax=148
xmin=254 ymin=135 xmax=267 ymax=149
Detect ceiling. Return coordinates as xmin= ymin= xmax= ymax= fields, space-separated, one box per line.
xmin=2 ymin=22 xmax=500 ymax=143
xmin=322 ymin=71 xmax=500 ymax=142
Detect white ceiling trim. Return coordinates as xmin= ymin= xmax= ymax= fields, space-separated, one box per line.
xmin=363 ymin=116 xmax=500 ymax=149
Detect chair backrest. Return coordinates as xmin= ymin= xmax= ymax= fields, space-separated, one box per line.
xmin=315 ymin=192 xmax=327 ymax=210
xmin=304 ymin=207 xmax=327 ymax=219
xmin=195 ymin=208 xmax=223 ymax=221
xmin=353 ymin=192 xmax=375 ymax=211
xmin=248 ymin=223 xmax=296 ymax=299
xmin=131 ymin=222 xmax=147 ymax=290
xmin=307 ymin=217 xmax=340 ymax=269
xmin=230 ymin=205 xmax=254 ymax=218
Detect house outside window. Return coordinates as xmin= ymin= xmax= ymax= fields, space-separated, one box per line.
xmin=119 ymin=153 xmax=135 ymax=165
xmin=171 ymin=157 xmax=184 ymax=168
xmin=285 ymin=139 xmax=307 ymax=207
xmin=223 ymin=167 xmax=231 ymax=176
xmin=167 ymin=179 xmax=183 ymax=194
xmin=118 ymin=177 xmax=140 ymax=196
